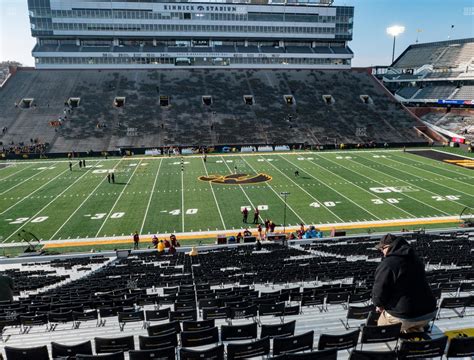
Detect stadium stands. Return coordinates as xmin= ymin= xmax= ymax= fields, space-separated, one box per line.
xmin=0 ymin=230 xmax=472 ymax=359
xmin=392 ymin=38 xmax=474 ymax=70
xmin=0 ymin=68 xmax=423 ymax=154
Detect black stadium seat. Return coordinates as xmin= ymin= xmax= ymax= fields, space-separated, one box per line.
xmin=270 ymin=348 xmax=338 ymax=360
xmin=5 ymin=345 xmax=50 ymax=360
xmin=180 ymin=326 xmax=219 ymax=347
xmin=52 ymin=340 xmax=93 ymax=358
xmin=227 ymin=337 xmax=271 ymax=360
xmin=77 ymin=353 xmax=125 ymax=360
xmin=139 ymin=333 xmax=178 ymax=350
xmin=221 ymin=322 xmax=258 ymax=341
xmin=349 ymin=349 xmax=398 ymax=360
xmin=95 ymin=336 xmax=135 ymax=354
xmin=129 ymin=347 xmax=176 ymax=360
xmin=147 ymin=321 xmax=181 ymax=336
xmin=273 ymin=331 xmax=315 ymax=356
xmin=446 ymin=336 xmax=474 ymax=358
xmin=182 ymin=319 xmax=215 ymax=332
xmin=180 ymin=344 xmax=225 ymax=360
xmin=398 ymin=336 xmax=448 ymax=359
xmin=261 ymin=320 xmax=296 ymax=339
xmin=318 ymin=329 xmax=360 ymax=351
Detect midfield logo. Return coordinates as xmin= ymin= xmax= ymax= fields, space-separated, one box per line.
xmin=199 ymin=173 xmax=272 ymax=185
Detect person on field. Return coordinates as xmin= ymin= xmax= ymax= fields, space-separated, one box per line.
xmin=107 ymin=173 xmax=111 ymax=183
xmin=78 ymin=160 xmax=82 ymax=169
xmin=253 ymin=208 xmax=259 ymax=224
xmin=111 ymin=172 xmax=115 ymax=183
xmin=242 ymin=207 xmax=248 ymax=223
xmin=69 ymin=162 xmax=72 ymax=171
xmin=133 ymin=231 xmax=139 ymax=250
xmin=372 ymin=234 xmax=437 ymax=333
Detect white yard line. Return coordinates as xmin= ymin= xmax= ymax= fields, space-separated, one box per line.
xmin=0 ymin=163 xmax=58 ymax=196
xmin=357 ymin=155 xmax=473 ymax=209
xmin=390 ymin=152 xmax=474 ymax=187
xmin=0 ymin=164 xmax=34 ymax=182
xmin=140 ymin=158 xmax=163 ymax=234
xmin=2 ymin=164 xmax=96 ymax=242
xmin=220 ymin=156 xmax=266 ymax=224
xmin=181 ymin=165 xmax=185 ymax=233
xmin=259 ymin=155 xmax=344 ymax=222
xmin=50 ymin=160 xmax=122 ymax=240
xmin=340 ymin=156 xmax=454 ymax=215
xmin=0 ymin=163 xmax=69 ymax=216
xmin=281 ymin=155 xmax=383 ymax=220
xmin=95 ymin=159 xmax=143 ymax=237
xmin=202 ymin=158 xmax=226 ymax=230
xmin=239 ymin=156 xmax=306 ymax=224
xmin=431 ymin=149 xmax=474 ymax=160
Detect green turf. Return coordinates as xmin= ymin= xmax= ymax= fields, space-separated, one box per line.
xmin=0 ymin=149 xmax=472 ymax=244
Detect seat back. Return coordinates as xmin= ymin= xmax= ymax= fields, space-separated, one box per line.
xmin=347 ymin=305 xmax=375 ymax=320
xmin=52 ymin=341 xmax=93 ymax=358
xmin=203 ymin=307 xmax=229 ymax=320
xmin=48 ymin=310 xmax=74 ymax=323
xmin=446 ymin=336 xmax=474 ymax=358
xmin=360 ymin=323 xmax=401 ymax=344
xmin=398 ymin=336 xmax=448 ymax=359
xmin=221 ymin=322 xmax=258 ymax=341
xmin=318 ymin=329 xmax=360 ymax=351
xmin=273 ymin=330 xmax=314 ymax=356
xmin=227 ymin=337 xmax=271 ymax=360
xmin=77 ymin=352 xmax=125 ymax=360
xmin=182 ymin=319 xmax=215 ymax=332
xmin=118 ymin=310 xmax=144 ymax=323
xmin=261 ymin=320 xmax=296 ymax=339
xmin=129 ymin=347 xmax=176 ymax=360
xmin=5 ymin=345 xmax=50 ymax=360
xmin=147 ymin=321 xmax=181 ymax=336
xmin=180 ymin=327 xmax=219 ymax=347
xmin=145 ymin=308 xmax=170 ymax=322
xmin=258 ymin=302 xmax=285 ymax=317
xmin=95 ymin=335 xmax=135 ymax=354
xmin=272 ymin=348 xmax=337 ymax=360
xmin=139 ymin=333 xmax=178 ymax=350
xmin=169 ymin=309 xmax=196 ymax=321
xmin=350 ymin=350 xmax=398 ymax=360
xmin=229 ymin=304 xmax=257 ymax=320
xmin=284 ymin=305 xmax=301 ymax=316
xmin=180 ymin=344 xmax=224 ymax=360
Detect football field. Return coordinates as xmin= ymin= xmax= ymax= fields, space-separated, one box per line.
xmin=0 ymin=149 xmax=472 ymax=244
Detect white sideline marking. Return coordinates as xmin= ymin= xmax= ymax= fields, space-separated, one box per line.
xmin=50 ymin=160 xmax=122 ymax=240
xmin=2 ymin=164 xmax=95 ymax=242
xmin=140 ymin=158 xmax=163 ymax=234
xmin=0 ymin=162 xmax=68 ymax=216
xmin=259 ymin=155 xmax=343 ymax=222
xmin=202 ymin=158 xmax=226 ymax=230
xmin=0 ymin=215 xmax=466 ymax=248
xmin=95 ymin=160 xmax=142 ymax=237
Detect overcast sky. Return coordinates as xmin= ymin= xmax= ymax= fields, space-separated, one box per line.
xmin=0 ymin=0 xmax=473 ymax=67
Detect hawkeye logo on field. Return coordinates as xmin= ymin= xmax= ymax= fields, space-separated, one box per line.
xmin=444 ymin=159 xmax=474 ymax=169
xmin=199 ymin=173 xmax=272 ymax=185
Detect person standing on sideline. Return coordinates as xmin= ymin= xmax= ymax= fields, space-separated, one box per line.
xmin=242 ymin=207 xmax=248 ymax=223
xmin=253 ymin=208 xmax=259 ymax=224
xmin=83 ymin=159 xmax=86 ymax=168
xmin=78 ymin=160 xmax=82 ymax=169
xmin=111 ymin=172 xmax=115 ymax=184
xmin=133 ymin=231 xmax=140 ymax=250
xmin=0 ymin=272 xmax=14 ymax=302
xmin=107 ymin=173 xmax=111 ymax=183
xmin=372 ymin=234 xmax=437 ymax=333
xmin=69 ymin=162 xmax=73 ymax=171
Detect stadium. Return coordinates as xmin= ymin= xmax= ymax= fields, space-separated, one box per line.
xmin=0 ymin=0 xmax=473 ymax=359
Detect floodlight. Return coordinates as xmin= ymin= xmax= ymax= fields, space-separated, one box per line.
xmin=386 ymin=25 xmax=405 ymax=37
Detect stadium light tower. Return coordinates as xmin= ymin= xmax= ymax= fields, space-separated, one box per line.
xmin=387 ymin=25 xmax=405 ymax=64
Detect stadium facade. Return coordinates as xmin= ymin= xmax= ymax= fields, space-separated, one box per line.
xmin=27 ymin=0 xmax=354 ymax=69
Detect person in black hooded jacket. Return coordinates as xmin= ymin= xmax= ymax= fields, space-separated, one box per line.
xmin=372 ymin=234 xmax=437 ymax=333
